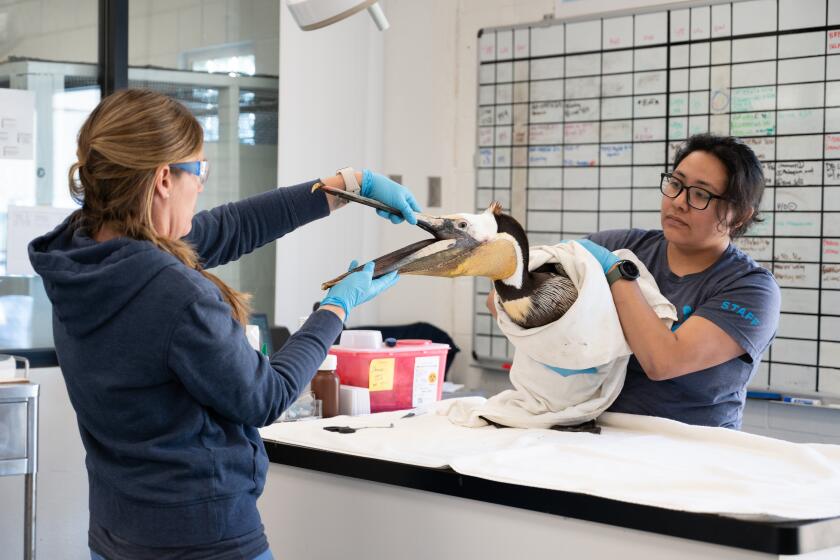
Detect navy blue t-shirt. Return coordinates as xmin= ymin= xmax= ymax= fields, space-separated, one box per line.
xmin=588 ymin=229 xmax=781 ymax=429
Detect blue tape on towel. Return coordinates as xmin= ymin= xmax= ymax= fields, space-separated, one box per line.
xmin=541 ymin=363 xmax=598 ymax=376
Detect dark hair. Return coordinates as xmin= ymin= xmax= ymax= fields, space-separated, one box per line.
xmin=672 ymin=133 xmax=765 ymax=239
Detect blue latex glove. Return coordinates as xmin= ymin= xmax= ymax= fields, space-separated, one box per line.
xmin=573 ymin=239 xmax=619 ymax=274
xmin=361 ymin=169 xmax=421 ymax=225
xmin=320 ymin=261 xmax=399 ymax=319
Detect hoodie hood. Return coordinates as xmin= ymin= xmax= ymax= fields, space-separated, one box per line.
xmin=29 ymin=215 xmax=179 ymax=336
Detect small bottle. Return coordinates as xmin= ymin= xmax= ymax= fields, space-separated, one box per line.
xmin=311 ymin=354 xmax=340 ymax=418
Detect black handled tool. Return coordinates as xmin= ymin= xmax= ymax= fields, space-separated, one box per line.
xmin=323 ymin=422 xmax=395 ymax=434
xmin=312 ymin=183 xmax=401 ymax=214
xmin=311 ymin=183 xmax=438 ymax=236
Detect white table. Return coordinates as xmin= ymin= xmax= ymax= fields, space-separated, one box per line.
xmin=259 ymin=440 xmax=840 ymax=560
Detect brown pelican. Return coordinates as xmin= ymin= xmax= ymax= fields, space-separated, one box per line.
xmin=316 ymin=185 xmax=577 ymax=329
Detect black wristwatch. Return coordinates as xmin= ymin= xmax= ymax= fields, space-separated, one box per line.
xmin=606 ymin=259 xmax=640 ymax=286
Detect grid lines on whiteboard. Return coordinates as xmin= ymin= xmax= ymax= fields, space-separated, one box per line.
xmin=473 ymin=0 xmax=840 ymax=397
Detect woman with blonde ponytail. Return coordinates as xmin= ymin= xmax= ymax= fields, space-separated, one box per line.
xmin=29 ymin=89 xmax=419 ymax=560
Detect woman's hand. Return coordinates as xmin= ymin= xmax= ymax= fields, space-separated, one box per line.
xmin=574 ymin=239 xmax=619 ymax=275
xmin=361 ymin=169 xmax=421 ymax=225
xmin=320 ymin=261 xmax=399 ymax=320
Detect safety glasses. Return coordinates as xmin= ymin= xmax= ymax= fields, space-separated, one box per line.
xmin=169 ymin=160 xmax=210 ymax=185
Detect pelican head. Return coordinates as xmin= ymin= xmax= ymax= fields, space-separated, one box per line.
xmin=320 ymin=201 xmax=525 ymax=290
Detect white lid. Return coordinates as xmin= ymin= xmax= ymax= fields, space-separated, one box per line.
xmin=330 ymin=343 xmax=449 ymax=354
xmin=0 ymin=354 xmax=16 ymax=380
xmin=339 ymin=329 xmax=383 ymax=349
xmin=319 ymin=354 xmax=337 ymax=370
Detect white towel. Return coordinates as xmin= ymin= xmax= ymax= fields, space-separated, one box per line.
xmin=448 ymin=409 xmax=840 ymax=521
xmin=260 ymin=400 xmax=840 ymax=520
xmin=261 ymin=399 xmax=502 ymax=469
xmin=448 ymin=242 xmax=677 ymax=429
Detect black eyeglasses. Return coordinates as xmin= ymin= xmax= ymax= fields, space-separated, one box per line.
xmin=660 ymin=173 xmax=727 ymax=211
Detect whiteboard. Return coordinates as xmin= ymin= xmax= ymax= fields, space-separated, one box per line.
xmin=474 ymin=0 xmax=840 ymax=397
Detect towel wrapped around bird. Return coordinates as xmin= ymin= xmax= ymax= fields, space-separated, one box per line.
xmin=443 ymin=241 xmax=677 ymax=430
xmin=313 ymin=187 xmax=677 ymax=431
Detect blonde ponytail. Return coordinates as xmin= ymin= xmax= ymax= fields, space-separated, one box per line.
xmin=70 ymin=89 xmax=252 ymax=325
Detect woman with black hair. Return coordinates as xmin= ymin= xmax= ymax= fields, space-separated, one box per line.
xmin=582 ymin=134 xmax=781 ymax=429
xmin=488 ymin=133 xmax=781 ymax=429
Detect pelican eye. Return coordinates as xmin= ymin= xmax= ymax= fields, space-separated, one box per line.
xmin=457 ymin=221 xmax=468 ymax=229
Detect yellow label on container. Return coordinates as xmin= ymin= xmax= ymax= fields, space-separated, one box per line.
xmin=369 ymin=358 xmax=395 ymax=391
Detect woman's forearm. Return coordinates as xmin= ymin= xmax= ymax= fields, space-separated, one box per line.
xmin=319 ymin=303 xmax=346 ymax=322
xmin=609 ymin=270 xmax=679 ymax=380
xmin=321 ymin=171 xmax=363 ymax=212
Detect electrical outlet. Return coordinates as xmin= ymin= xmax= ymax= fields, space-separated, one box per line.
xmin=428 ymin=176 xmax=442 ymax=207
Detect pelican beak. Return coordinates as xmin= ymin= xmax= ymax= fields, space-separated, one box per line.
xmin=319 ymin=198 xmax=518 ymax=290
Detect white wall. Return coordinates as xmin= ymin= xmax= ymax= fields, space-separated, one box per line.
xmin=274 ymin=4 xmax=385 ymax=329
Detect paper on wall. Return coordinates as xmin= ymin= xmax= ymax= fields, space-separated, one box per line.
xmin=0 ymin=89 xmax=35 ymax=160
